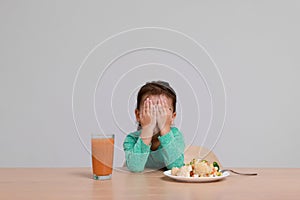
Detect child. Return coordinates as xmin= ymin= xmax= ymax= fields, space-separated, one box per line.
xmin=123 ymin=81 xmax=185 ymax=172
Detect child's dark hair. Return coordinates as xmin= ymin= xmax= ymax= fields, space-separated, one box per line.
xmin=136 ymin=81 xmax=177 ymax=112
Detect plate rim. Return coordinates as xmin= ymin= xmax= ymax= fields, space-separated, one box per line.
xmin=163 ymin=170 xmax=230 ymax=182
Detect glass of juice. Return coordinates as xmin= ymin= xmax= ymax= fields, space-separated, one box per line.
xmin=91 ymin=134 xmax=114 ymax=180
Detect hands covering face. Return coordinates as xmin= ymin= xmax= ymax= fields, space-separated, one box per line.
xmin=139 ymin=96 xmax=173 ymax=134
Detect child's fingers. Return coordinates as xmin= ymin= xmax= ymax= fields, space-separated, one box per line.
xmin=140 ymin=100 xmax=145 ymax=119
xmin=154 ymin=104 xmax=158 ymax=120
xmin=142 ymin=98 xmax=148 ymax=117
xmin=160 ymin=98 xmax=167 ymax=115
xmin=157 ymin=99 xmax=163 ymax=115
xmin=145 ymin=98 xmax=150 ymax=115
xmin=151 ymin=104 xmax=156 ymax=117
xmin=150 ymin=100 xmax=155 ymax=116
xmin=165 ymin=100 xmax=171 ymax=114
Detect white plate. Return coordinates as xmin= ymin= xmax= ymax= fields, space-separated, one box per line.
xmin=163 ymin=170 xmax=230 ymax=182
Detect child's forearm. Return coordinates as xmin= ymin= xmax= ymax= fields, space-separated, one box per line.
xmin=124 ymin=135 xmax=151 ymax=172
xmin=159 ymin=128 xmax=185 ymax=168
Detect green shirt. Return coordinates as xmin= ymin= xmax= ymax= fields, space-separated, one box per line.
xmin=123 ymin=127 xmax=185 ymax=172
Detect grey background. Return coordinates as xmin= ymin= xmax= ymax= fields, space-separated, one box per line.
xmin=1 ymin=0 xmax=299 ymax=168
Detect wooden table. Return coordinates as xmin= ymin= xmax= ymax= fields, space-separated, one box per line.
xmin=0 ymin=168 xmax=299 ymax=199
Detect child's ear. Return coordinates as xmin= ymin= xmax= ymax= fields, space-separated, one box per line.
xmin=135 ymin=109 xmax=140 ymax=122
xmin=172 ymin=112 xmax=176 ymax=120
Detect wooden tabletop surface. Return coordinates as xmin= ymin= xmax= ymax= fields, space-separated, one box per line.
xmin=0 ymin=167 xmax=299 ymax=200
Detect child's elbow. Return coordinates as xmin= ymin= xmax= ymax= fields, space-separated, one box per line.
xmin=166 ymin=155 xmax=185 ymax=169
xmin=126 ymin=162 xmax=145 ymax=173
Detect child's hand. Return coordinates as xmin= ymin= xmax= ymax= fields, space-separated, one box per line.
xmin=139 ymin=98 xmax=157 ymax=133
xmin=156 ymin=96 xmax=173 ymax=135
xmin=139 ymin=98 xmax=157 ymax=145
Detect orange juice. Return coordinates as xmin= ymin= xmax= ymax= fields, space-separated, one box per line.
xmin=91 ymin=135 xmax=114 ymax=180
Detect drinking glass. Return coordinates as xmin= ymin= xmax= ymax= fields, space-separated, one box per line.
xmin=91 ymin=134 xmax=114 ymax=180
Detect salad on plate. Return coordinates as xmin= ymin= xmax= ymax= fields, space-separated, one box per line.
xmin=171 ymin=159 xmax=222 ymax=178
